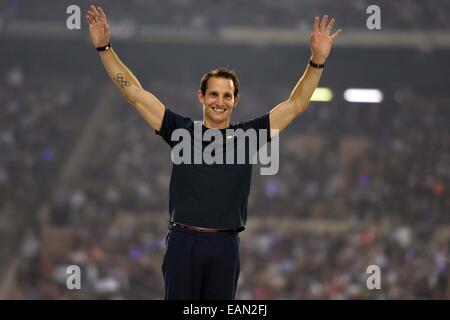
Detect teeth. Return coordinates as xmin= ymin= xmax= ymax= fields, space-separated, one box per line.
xmin=213 ymin=107 xmax=226 ymax=113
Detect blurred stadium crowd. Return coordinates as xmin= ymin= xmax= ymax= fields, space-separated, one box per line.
xmin=1 ymin=0 xmax=450 ymax=30
xmin=0 ymin=0 xmax=449 ymax=300
xmin=1 ymin=57 xmax=448 ymax=299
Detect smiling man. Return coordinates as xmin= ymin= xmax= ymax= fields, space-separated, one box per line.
xmin=86 ymin=4 xmax=341 ymax=300
xmin=200 ymin=71 xmax=237 ymax=129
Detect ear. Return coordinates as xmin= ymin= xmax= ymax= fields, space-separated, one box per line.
xmin=197 ymin=90 xmax=205 ymax=105
xmin=233 ymin=94 xmax=239 ymax=108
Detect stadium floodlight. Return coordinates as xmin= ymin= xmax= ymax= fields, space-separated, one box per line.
xmin=343 ymin=88 xmax=383 ymax=103
xmin=311 ymin=87 xmax=333 ymax=102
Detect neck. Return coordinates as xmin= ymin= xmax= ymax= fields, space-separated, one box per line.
xmin=202 ymin=118 xmax=230 ymax=129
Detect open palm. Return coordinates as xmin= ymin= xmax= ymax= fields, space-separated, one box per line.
xmin=310 ymin=15 xmax=342 ymax=64
xmin=86 ymin=5 xmax=110 ymax=48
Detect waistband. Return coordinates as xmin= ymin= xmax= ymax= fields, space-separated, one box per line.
xmin=171 ymin=223 xmax=238 ymax=234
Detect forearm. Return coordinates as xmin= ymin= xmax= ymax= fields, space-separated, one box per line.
xmin=288 ymin=57 xmax=324 ymax=115
xmin=99 ymin=48 xmax=143 ymax=97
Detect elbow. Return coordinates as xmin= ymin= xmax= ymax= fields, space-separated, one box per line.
xmin=296 ymin=103 xmax=309 ymax=116
xmin=288 ymin=98 xmax=308 ymax=117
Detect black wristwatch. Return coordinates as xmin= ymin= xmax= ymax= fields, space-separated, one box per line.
xmin=309 ymin=59 xmax=325 ymax=69
xmin=96 ymin=42 xmax=112 ymax=52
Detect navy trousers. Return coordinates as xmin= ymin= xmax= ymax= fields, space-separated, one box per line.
xmin=162 ymin=224 xmax=240 ymax=300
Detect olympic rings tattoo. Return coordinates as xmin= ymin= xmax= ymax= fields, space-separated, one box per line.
xmin=115 ymin=73 xmax=131 ymax=88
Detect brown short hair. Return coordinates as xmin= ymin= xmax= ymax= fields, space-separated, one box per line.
xmin=199 ymin=67 xmax=240 ymax=97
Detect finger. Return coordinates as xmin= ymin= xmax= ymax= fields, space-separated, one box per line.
xmin=320 ymin=15 xmax=328 ymax=32
xmin=90 ymin=6 xmax=101 ymax=23
xmin=90 ymin=5 xmax=100 ymax=17
xmin=331 ymin=29 xmax=343 ymax=41
xmin=313 ymin=16 xmax=319 ymax=32
xmin=86 ymin=15 xmax=92 ymax=25
xmin=325 ymin=18 xmax=335 ymax=34
xmin=98 ymin=7 xmax=106 ymax=20
xmin=87 ymin=10 xmax=97 ymax=21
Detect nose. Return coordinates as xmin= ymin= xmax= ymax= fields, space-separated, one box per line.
xmin=217 ymin=96 xmax=226 ymax=107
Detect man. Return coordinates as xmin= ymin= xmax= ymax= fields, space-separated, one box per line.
xmin=86 ymin=5 xmax=341 ymax=300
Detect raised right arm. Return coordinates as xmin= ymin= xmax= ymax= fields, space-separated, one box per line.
xmin=86 ymin=5 xmax=165 ymax=131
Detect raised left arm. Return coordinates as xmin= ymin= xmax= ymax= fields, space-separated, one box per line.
xmin=269 ymin=15 xmax=342 ymax=137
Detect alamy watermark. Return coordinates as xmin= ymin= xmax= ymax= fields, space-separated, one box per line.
xmin=66 ymin=265 xmax=81 ymax=290
xmin=170 ymin=126 xmax=279 ymax=175
xmin=66 ymin=5 xmax=81 ymax=30
xmin=366 ymin=5 xmax=381 ymax=30
xmin=366 ymin=264 xmax=381 ymax=290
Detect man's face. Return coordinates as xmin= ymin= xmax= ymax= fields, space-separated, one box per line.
xmin=198 ymin=77 xmax=239 ymax=129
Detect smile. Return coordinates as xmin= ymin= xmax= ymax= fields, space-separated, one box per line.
xmin=212 ymin=107 xmax=226 ymax=113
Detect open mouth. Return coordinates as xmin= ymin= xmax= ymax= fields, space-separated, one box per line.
xmin=212 ymin=106 xmax=227 ymax=113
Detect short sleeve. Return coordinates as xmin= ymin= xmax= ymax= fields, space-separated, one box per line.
xmin=155 ymin=108 xmax=193 ymax=147
xmin=236 ymin=113 xmax=271 ymax=144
